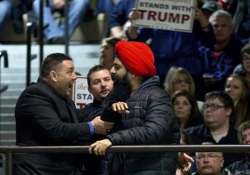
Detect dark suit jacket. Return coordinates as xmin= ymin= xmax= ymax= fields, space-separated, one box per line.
xmin=14 ymin=80 xmax=89 ymax=175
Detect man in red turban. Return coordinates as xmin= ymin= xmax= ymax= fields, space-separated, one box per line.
xmin=90 ymin=40 xmax=179 ymax=175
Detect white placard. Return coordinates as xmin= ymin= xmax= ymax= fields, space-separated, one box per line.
xmin=72 ymin=76 xmax=93 ymax=109
xmin=133 ymin=0 xmax=196 ymax=32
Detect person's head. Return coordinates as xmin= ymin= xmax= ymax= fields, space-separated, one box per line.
xmin=114 ymin=40 xmax=156 ymax=90
xmin=164 ymin=67 xmax=195 ymax=97
xmin=87 ymin=65 xmax=113 ymax=101
xmin=195 ymin=150 xmax=224 ymax=175
xmin=201 ymin=1 xmax=220 ymax=19
xmin=238 ymin=121 xmax=250 ymax=144
xmin=40 ymin=53 xmax=76 ymax=99
xmin=209 ymin=10 xmax=233 ymax=43
xmin=110 ymin=57 xmax=128 ymax=82
xmin=203 ymin=91 xmax=234 ymax=130
xmin=100 ymin=37 xmax=121 ymax=69
xmin=172 ymin=91 xmax=200 ymax=128
xmin=224 ymin=74 xmax=249 ymax=103
xmin=240 ymin=43 xmax=250 ymax=74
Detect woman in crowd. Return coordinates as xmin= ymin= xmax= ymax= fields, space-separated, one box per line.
xmin=172 ymin=91 xmax=203 ymax=142
xmin=234 ymin=43 xmax=250 ymax=89
xmin=164 ymin=67 xmax=196 ymax=97
xmin=224 ymin=74 xmax=250 ymax=128
xmin=164 ymin=66 xmax=204 ymax=109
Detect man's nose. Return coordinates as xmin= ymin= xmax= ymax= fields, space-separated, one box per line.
xmin=72 ymin=72 xmax=77 ymax=80
xmin=110 ymin=67 xmax=115 ymax=74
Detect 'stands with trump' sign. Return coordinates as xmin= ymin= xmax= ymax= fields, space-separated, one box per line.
xmin=72 ymin=76 xmax=93 ymax=109
xmin=133 ymin=0 xmax=196 ymax=32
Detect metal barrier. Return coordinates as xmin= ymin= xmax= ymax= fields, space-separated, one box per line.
xmin=0 ymin=144 xmax=249 ymax=175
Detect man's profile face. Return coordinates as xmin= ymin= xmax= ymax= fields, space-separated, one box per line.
xmin=110 ymin=58 xmax=127 ymax=81
xmin=88 ymin=69 xmax=114 ymax=101
xmin=52 ymin=60 xmax=77 ymax=99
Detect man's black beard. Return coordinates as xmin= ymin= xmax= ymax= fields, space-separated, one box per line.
xmin=103 ymin=73 xmax=131 ymax=107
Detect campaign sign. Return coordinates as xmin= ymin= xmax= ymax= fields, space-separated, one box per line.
xmin=72 ymin=76 xmax=93 ymax=109
xmin=133 ymin=0 xmax=196 ymax=32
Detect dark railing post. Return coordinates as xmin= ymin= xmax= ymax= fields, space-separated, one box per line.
xmin=26 ymin=22 xmax=32 ymax=87
xmin=1 ymin=153 xmax=12 ymax=175
xmin=64 ymin=0 xmax=69 ymax=55
xmin=39 ymin=0 xmax=44 ymax=70
xmin=6 ymin=153 xmax=12 ymax=175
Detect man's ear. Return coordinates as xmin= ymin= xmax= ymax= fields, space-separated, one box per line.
xmin=226 ymin=108 xmax=232 ymax=118
xmin=49 ymin=70 xmax=58 ymax=82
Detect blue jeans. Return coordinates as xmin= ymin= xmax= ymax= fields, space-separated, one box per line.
xmin=33 ymin=0 xmax=89 ymax=40
xmin=0 ymin=0 xmax=11 ymax=30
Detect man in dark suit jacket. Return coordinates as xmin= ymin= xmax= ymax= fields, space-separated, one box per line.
xmin=14 ymin=53 xmax=113 ymax=175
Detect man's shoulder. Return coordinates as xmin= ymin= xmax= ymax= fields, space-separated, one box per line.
xmin=18 ymin=81 xmax=59 ymax=103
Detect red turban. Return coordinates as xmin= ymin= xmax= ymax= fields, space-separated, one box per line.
xmin=115 ymin=40 xmax=156 ymax=77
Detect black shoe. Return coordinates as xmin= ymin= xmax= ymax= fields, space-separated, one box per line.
xmin=0 ymin=84 xmax=8 ymax=94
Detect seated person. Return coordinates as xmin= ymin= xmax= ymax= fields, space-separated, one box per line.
xmin=184 ymin=91 xmax=241 ymax=167
xmin=192 ymin=149 xmax=232 ymax=175
xmin=234 ymin=43 xmax=250 ymax=89
xmin=227 ymin=121 xmax=250 ymax=174
xmin=33 ymin=0 xmax=90 ymax=43
xmin=0 ymin=0 xmax=11 ymax=31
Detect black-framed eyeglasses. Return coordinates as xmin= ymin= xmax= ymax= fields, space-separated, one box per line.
xmin=203 ymin=103 xmax=225 ymax=111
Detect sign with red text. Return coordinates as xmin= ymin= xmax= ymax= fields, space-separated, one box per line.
xmin=72 ymin=76 xmax=93 ymax=109
xmin=133 ymin=0 xmax=196 ymax=32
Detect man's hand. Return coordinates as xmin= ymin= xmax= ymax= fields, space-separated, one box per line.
xmin=112 ymin=102 xmax=129 ymax=114
xmin=52 ymin=0 xmax=65 ymax=9
xmin=89 ymin=139 xmax=112 ymax=155
xmin=128 ymin=9 xmax=141 ymax=21
xmin=178 ymin=153 xmax=194 ymax=174
xmin=195 ymin=8 xmax=209 ymax=30
xmin=91 ymin=116 xmax=114 ymax=135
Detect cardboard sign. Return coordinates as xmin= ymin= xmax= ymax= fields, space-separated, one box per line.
xmin=133 ymin=0 xmax=196 ymax=32
xmin=72 ymin=76 xmax=93 ymax=109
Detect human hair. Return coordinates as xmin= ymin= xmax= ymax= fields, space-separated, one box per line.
xmin=87 ymin=65 xmax=110 ymax=86
xmin=209 ymin=9 xmax=233 ymax=26
xmin=164 ymin=66 xmax=196 ymax=97
xmin=40 ymin=53 xmax=72 ymax=77
xmin=100 ymin=37 xmax=121 ymax=68
xmin=205 ymin=91 xmax=234 ymax=117
xmin=225 ymin=74 xmax=250 ymax=128
xmin=172 ymin=90 xmax=202 ymax=128
xmin=240 ymin=43 xmax=250 ymax=56
xmin=101 ymin=37 xmax=121 ymax=47
xmin=237 ymin=120 xmax=250 ymax=144
xmin=240 ymin=43 xmax=250 ymax=61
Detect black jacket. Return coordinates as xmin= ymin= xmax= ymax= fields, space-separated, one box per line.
xmin=14 ymin=80 xmax=89 ymax=175
xmin=106 ymin=76 xmax=180 ymax=175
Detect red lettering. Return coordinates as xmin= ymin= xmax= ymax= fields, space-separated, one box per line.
xmin=169 ymin=13 xmax=180 ymax=23
xmin=181 ymin=14 xmax=190 ymax=23
xmin=158 ymin=12 xmax=168 ymax=22
xmin=147 ymin=11 xmax=157 ymax=21
xmin=139 ymin=10 xmax=147 ymax=19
